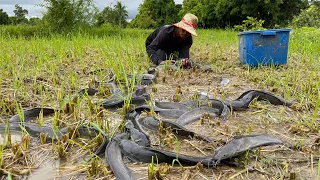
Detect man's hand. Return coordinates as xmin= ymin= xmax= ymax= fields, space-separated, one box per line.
xmin=160 ymin=60 xmax=175 ymax=65
xmin=181 ymin=58 xmax=192 ymax=68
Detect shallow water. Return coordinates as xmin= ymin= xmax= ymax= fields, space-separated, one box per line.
xmin=0 ymin=131 xmax=22 ymax=144
xmin=28 ymin=159 xmax=61 ymax=179
xmin=28 ymin=158 xmax=74 ymax=180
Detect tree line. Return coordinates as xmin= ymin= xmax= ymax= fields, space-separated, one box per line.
xmin=0 ymin=4 xmax=41 ymax=25
xmin=1 ymin=0 xmax=320 ymax=32
xmin=0 ymin=0 xmax=129 ymax=32
xmin=131 ymin=0 xmax=320 ymax=29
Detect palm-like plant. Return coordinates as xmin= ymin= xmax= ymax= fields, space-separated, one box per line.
xmin=114 ymin=1 xmax=128 ymax=28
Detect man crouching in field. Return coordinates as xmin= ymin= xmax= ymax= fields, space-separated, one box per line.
xmin=145 ymin=13 xmax=198 ymax=67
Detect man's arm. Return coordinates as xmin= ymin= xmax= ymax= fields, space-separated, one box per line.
xmin=146 ymin=30 xmax=168 ymax=65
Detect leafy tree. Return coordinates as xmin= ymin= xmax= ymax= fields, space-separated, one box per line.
xmin=292 ymin=4 xmax=320 ymax=27
xmin=154 ymin=0 xmax=180 ymax=25
xmin=95 ymin=6 xmax=116 ymax=26
xmin=40 ymin=0 xmax=97 ymax=32
xmin=13 ymin=4 xmax=28 ymax=18
xmin=8 ymin=17 xmax=16 ymax=25
xmin=0 ymin=9 xmax=9 ymax=25
xmin=278 ymin=0 xmax=308 ymax=26
xmin=130 ymin=10 xmax=156 ymax=29
xmin=240 ymin=0 xmax=283 ymax=27
xmin=13 ymin=4 xmax=28 ymax=24
xmin=29 ymin=17 xmax=42 ymax=25
xmin=131 ymin=0 xmax=180 ymax=29
xmin=178 ymin=0 xmax=309 ymax=28
xmin=178 ymin=0 xmax=202 ymax=18
xmin=130 ymin=0 xmax=308 ymax=29
xmin=130 ymin=0 xmax=155 ymax=28
xmin=95 ymin=1 xmax=128 ymax=27
xmin=113 ymin=1 xmax=128 ymax=28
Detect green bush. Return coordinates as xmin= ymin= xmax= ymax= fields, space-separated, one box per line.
xmin=291 ymin=5 xmax=320 ymax=28
xmin=40 ymin=0 xmax=96 ymax=33
xmin=233 ymin=16 xmax=265 ymax=31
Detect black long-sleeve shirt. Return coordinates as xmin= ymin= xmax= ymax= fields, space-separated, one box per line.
xmin=145 ymin=25 xmax=193 ymax=65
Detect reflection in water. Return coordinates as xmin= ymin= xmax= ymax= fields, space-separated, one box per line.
xmin=28 ymin=159 xmax=70 ymax=180
xmin=0 ymin=131 xmax=22 ymax=144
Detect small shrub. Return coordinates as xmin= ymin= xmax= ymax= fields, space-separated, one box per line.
xmin=233 ymin=16 xmax=265 ymax=31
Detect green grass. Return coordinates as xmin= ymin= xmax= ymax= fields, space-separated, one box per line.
xmin=0 ymin=28 xmax=149 ymax=115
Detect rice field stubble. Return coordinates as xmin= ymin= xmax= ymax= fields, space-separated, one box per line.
xmin=0 ymin=27 xmax=319 ymax=179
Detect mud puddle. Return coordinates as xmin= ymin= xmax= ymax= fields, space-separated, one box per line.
xmin=0 ymin=130 xmax=22 ymax=144
xmin=28 ymin=159 xmax=65 ymax=180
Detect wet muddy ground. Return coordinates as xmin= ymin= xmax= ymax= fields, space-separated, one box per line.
xmin=136 ymin=67 xmax=319 ymax=179
xmin=0 ymin=56 xmax=319 ymax=180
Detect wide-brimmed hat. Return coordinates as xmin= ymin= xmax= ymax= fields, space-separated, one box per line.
xmin=173 ymin=13 xmax=198 ymax=37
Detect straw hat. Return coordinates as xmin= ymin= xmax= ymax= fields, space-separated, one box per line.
xmin=173 ymin=13 xmax=198 ymax=37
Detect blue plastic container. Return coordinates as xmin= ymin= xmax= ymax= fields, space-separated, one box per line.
xmin=237 ymin=28 xmax=292 ymax=66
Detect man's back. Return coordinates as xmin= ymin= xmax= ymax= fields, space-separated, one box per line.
xmin=145 ymin=25 xmax=192 ymax=64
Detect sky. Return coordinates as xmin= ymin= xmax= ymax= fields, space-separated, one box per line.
xmin=0 ymin=0 xmax=183 ymax=19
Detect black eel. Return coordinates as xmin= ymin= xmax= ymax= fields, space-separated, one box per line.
xmin=9 ymin=107 xmax=58 ymax=123
xmin=119 ymin=134 xmax=283 ymax=168
xmin=127 ymin=111 xmax=149 ymax=137
xmin=136 ymin=116 xmax=214 ymax=143
xmin=0 ymin=122 xmax=101 ymax=143
xmin=177 ymin=90 xmax=291 ymax=125
xmin=133 ymin=105 xmax=187 ymax=119
xmin=78 ymin=83 xmax=149 ymax=110
xmin=2 ymin=119 xmax=108 ymax=157
xmin=100 ymin=93 xmax=150 ymax=109
xmin=140 ymin=74 xmax=156 ymax=85
xmin=182 ymin=99 xmax=230 ymax=121
xmin=154 ymin=101 xmax=190 ymax=111
xmin=105 ymin=124 xmax=215 ymax=179
xmin=4 ymin=107 xmax=104 ymax=145
xmin=210 ymin=134 xmax=283 ymax=165
xmin=77 ymin=88 xmax=99 ymax=96
xmin=100 ymin=85 xmax=150 ymax=109
xmin=125 ymin=120 xmax=150 ymax=147
xmin=105 ymin=134 xmax=135 ymax=180
xmin=93 ymin=134 xmax=109 ymax=156
xmin=6 ymin=107 xmax=62 ymax=141
xmin=94 ymin=115 xmax=151 ymax=157
xmin=119 ymin=139 xmax=214 ymax=167
xmin=224 ymin=90 xmax=292 ymax=111
xmin=0 ymin=122 xmax=63 ymax=142
xmin=126 ymin=111 xmax=214 ymax=142
xmin=175 ymin=107 xmax=222 ymax=126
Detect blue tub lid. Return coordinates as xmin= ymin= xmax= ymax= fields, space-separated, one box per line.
xmin=237 ymin=28 xmax=292 ymax=36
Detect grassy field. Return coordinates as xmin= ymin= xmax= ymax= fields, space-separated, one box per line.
xmin=0 ymin=27 xmax=319 ymax=179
